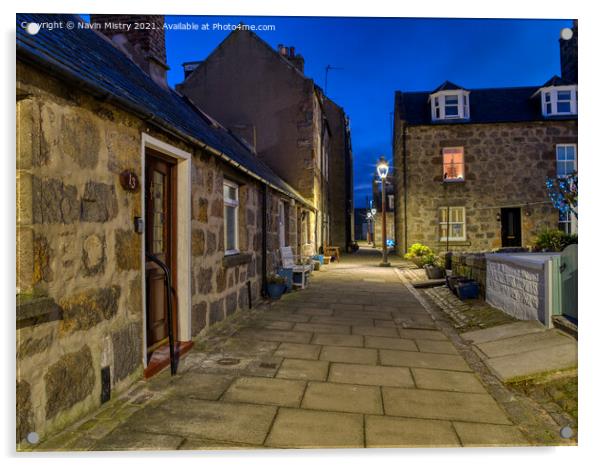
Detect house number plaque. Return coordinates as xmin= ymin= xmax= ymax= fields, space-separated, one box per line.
xmin=119 ymin=170 xmax=140 ymax=193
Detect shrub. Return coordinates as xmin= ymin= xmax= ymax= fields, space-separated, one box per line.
xmin=404 ymin=243 xmax=436 ymax=268
xmin=533 ymin=229 xmax=578 ymax=252
xmin=267 ymin=273 xmax=286 ymax=284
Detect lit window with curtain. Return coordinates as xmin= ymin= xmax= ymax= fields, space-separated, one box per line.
xmin=442 ymin=147 xmax=465 ymax=181
xmin=439 ymin=207 xmax=466 ymax=241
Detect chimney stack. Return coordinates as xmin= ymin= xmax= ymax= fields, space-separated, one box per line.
xmin=277 ymin=44 xmax=305 ymax=74
xmin=90 ymin=14 xmax=170 ymax=87
xmin=559 ymin=19 xmax=578 ymax=83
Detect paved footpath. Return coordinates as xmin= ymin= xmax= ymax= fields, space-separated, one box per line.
xmin=35 ymin=248 xmax=531 ymax=451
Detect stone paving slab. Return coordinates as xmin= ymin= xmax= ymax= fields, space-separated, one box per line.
xmin=475 ymin=329 xmax=574 ymax=359
xmin=320 ymin=345 xmax=378 ymax=365
xmin=296 ymin=307 xmax=334 ymax=317
xmin=274 ymin=342 xmax=321 ymax=360
xmin=334 ymin=309 xmax=392 ymax=320
xmin=237 ymin=328 xmax=313 ymax=344
xmin=294 ymin=322 xmax=351 ymax=335
xmin=453 ymin=422 xmax=530 ymax=447
xmin=460 ymin=320 xmax=545 ymax=344
xmin=222 ymin=376 xmax=306 ymax=407
xmin=92 ymin=430 xmax=185 ymax=451
xmin=118 ymin=398 xmax=277 ymax=445
xmin=312 ymin=333 xmax=364 ymax=347
xmin=265 ymin=408 xmax=364 ymax=448
xmin=484 ymin=343 xmax=578 ymax=382
xmin=397 ymin=329 xmax=448 ymax=341
xmin=380 ymin=349 xmax=471 ymax=372
xmin=382 ymin=387 xmax=512 ymax=425
xmin=352 ymin=325 xmax=399 ymax=338
xmin=302 ymin=381 xmax=383 ymax=415
xmin=415 ymin=339 xmax=459 ymax=355
xmin=262 ymin=313 xmax=311 ymax=323
xmin=364 ymin=336 xmax=418 ymax=352
xmin=170 ymin=373 xmax=234 ymax=400
xmin=310 ymin=315 xmax=375 ymax=326
xmin=365 ymin=415 xmax=460 ymax=448
xmin=411 ymin=368 xmax=487 ymax=394
xmin=277 ymin=358 xmax=330 ymax=381
xmin=329 ymin=363 xmax=414 ymax=388
xmin=256 ymin=320 xmax=295 ymax=331
xmin=179 ymin=437 xmax=259 ymax=450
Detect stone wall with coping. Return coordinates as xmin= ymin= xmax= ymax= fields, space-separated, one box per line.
xmin=451 ymin=252 xmax=487 ymax=299
xmin=485 ymin=254 xmax=549 ymax=323
xmin=16 ymin=61 xmax=292 ymax=444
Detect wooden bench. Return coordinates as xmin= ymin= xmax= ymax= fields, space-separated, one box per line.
xmin=281 ymin=246 xmax=312 ymax=289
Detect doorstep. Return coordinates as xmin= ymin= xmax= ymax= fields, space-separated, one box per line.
xmin=144 ymin=341 xmax=193 ymax=378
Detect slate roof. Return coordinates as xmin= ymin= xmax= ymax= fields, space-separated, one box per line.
xmin=396 ymin=81 xmax=578 ymax=126
xmin=16 ymin=13 xmax=311 ymax=207
xmin=432 ymin=80 xmax=465 ymax=92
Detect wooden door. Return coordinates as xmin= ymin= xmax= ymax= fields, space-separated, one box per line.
xmin=145 ymin=152 xmax=177 ymax=352
xmin=501 ymin=207 xmax=522 ymax=247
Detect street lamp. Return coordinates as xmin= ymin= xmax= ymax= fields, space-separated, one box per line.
xmin=377 ymin=157 xmax=390 ymax=267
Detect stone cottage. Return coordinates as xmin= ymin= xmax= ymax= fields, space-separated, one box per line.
xmin=392 ymin=21 xmax=578 ymax=254
xmin=16 ymin=13 xmax=313 ymax=444
xmin=176 ymin=30 xmax=354 ymax=252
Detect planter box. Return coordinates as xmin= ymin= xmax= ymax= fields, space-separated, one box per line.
xmin=446 ymin=275 xmax=472 ymax=294
xmin=455 ymin=281 xmax=480 ymax=300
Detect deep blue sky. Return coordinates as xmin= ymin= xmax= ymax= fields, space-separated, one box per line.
xmin=159 ymin=16 xmax=571 ymax=207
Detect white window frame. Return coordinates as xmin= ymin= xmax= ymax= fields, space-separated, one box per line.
xmin=431 ymin=90 xmax=470 ymax=121
xmin=540 ymin=85 xmax=577 ymax=117
xmin=438 ymin=206 xmax=466 ymax=242
xmin=558 ymin=210 xmax=577 ymax=235
xmin=278 ymin=200 xmax=287 ymax=248
xmin=223 ymin=180 xmax=239 ymax=256
xmin=555 ymin=144 xmax=577 ymax=177
xmin=442 ymin=147 xmax=465 ymax=182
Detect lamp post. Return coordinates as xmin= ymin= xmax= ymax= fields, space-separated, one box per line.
xmin=377 ymin=157 xmax=390 ymax=267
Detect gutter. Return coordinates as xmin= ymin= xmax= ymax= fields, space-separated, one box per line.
xmin=16 ymin=43 xmax=315 ymax=211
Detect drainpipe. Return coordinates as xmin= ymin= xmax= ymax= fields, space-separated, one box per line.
xmin=402 ymin=124 xmax=409 ymax=254
xmin=261 ymin=183 xmax=269 ymax=298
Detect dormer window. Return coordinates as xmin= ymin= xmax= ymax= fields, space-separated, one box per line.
xmin=431 ymin=90 xmax=470 ymax=121
xmin=540 ymin=85 xmax=577 ymax=116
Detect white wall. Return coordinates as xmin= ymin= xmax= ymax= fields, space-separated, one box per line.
xmin=485 ymin=253 xmax=558 ymax=325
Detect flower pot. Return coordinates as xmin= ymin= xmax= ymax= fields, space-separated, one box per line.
xmin=424 ymin=265 xmax=445 ymax=279
xmin=277 ymin=268 xmax=293 ymax=292
xmin=446 ymin=276 xmax=472 ymax=294
xmin=267 ymin=283 xmax=287 ymax=299
xmin=323 ymin=256 xmax=331 ymax=264
xmin=455 ymin=281 xmax=480 ymax=300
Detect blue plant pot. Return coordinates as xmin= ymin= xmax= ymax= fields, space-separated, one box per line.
xmin=455 ymin=281 xmax=480 ymax=300
xmin=267 ymin=283 xmax=287 ymax=299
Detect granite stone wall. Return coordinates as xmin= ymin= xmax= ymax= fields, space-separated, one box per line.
xmin=393 ymin=120 xmax=577 ymax=254
xmin=16 ymin=61 xmax=290 ymax=444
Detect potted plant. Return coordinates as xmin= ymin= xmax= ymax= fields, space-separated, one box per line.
xmin=404 ymin=243 xmax=435 ymax=268
xmin=266 ymin=273 xmax=287 ymax=299
xmin=424 ymin=255 xmax=445 ymax=279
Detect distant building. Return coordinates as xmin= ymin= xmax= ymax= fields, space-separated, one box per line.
xmin=176 ymin=30 xmax=354 ymax=252
xmin=392 ymin=21 xmax=577 ymax=254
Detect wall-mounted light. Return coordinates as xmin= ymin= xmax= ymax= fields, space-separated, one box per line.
xmin=524 ymin=208 xmax=532 ymax=217
xmin=496 ymin=212 xmax=501 ymax=222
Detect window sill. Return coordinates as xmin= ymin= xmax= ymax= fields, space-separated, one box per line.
xmin=443 ymin=179 xmax=465 ymax=184
xmin=17 ymin=295 xmax=63 ymax=329
xmin=437 ymin=240 xmax=471 ymax=247
xmin=223 ymin=252 xmax=253 ymax=268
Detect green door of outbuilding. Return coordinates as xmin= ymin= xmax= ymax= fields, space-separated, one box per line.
xmin=560 ymin=244 xmax=578 ymax=321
